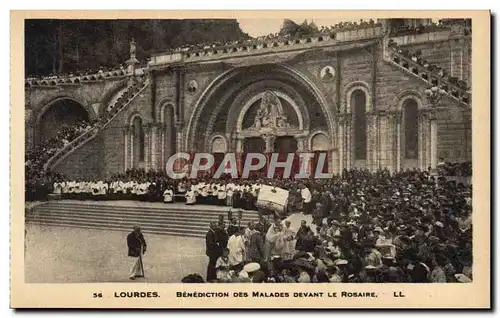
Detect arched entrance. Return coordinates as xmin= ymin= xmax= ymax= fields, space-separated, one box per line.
xmin=36 ymin=98 xmax=91 ymax=144
xmin=186 ymin=64 xmax=335 ymax=154
xmin=310 ymin=132 xmax=330 ymax=175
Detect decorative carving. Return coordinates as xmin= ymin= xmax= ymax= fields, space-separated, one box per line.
xmin=250 ymin=90 xmax=292 ymax=131
xmin=320 ymin=66 xmax=335 ymax=83
xmin=187 ymin=80 xmax=198 ymax=94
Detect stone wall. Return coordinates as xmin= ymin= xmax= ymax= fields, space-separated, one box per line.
xmin=43 ymin=38 xmax=472 ymax=177
xmin=437 ymin=107 xmax=472 ymax=162
xmin=52 ymin=135 xmax=105 ymax=180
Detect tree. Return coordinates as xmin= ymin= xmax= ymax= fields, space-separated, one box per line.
xmin=24 ymin=19 xmax=250 ymax=76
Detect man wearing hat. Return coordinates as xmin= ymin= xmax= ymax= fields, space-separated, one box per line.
xmin=127 ymin=225 xmax=147 ymax=280
xmin=206 ymin=222 xmax=222 ymax=282
xmin=363 ymin=238 xmax=383 ymax=269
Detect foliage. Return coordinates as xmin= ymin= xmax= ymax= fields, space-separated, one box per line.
xmin=25 ymin=19 xmax=250 ymax=76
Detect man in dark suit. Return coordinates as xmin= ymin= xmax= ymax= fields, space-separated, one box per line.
xmin=247 ymin=225 xmax=265 ymax=263
xmin=127 ymin=225 xmax=147 ymax=280
xmin=206 ymin=222 xmax=222 ymax=282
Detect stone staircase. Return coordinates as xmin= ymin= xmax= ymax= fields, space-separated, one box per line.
xmin=384 ymin=48 xmax=470 ymax=107
xmin=25 ymin=201 xmax=261 ymax=238
xmin=44 ymin=77 xmax=149 ymax=172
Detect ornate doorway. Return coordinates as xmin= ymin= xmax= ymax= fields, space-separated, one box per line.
xmin=273 ymin=136 xmax=299 ymax=178
xmin=242 ymin=137 xmax=266 ymax=178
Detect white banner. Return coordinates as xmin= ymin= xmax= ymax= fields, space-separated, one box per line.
xmin=256 ymin=185 xmax=289 ymax=213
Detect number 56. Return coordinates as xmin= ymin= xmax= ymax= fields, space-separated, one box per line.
xmin=93 ymin=293 xmax=103 ymax=298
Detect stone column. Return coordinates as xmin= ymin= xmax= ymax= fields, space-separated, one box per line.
xmin=144 ymin=124 xmax=151 ymax=171
xmin=158 ymin=123 xmax=165 ymax=168
xmin=265 ymin=135 xmax=275 ymax=172
xmin=377 ymin=111 xmax=387 ymax=170
xmin=386 ymin=112 xmax=395 ymax=172
xmin=123 ymin=126 xmax=130 ymax=171
xmin=429 ymin=110 xmax=438 ymax=169
xmin=338 ymin=114 xmax=345 ymax=173
xmin=395 ymin=111 xmax=402 ymax=172
xmin=236 ymin=137 xmax=243 ymax=175
xmin=174 ymin=122 xmax=183 ymax=171
xmin=417 ymin=111 xmax=424 ymax=170
xmin=346 ymin=114 xmax=353 ymax=169
xmin=365 ymin=113 xmax=372 ymax=171
xmin=130 ymin=126 xmax=135 ymax=168
xmin=150 ymin=124 xmax=157 ymax=171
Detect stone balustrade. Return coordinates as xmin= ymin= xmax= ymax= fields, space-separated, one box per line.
xmin=388 ymin=49 xmax=470 ymax=105
xmin=44 ymin=77 xmax=150 ymax=171
xmin=149 ymin=25 xmax=383 ymax=66
xmin=25 ymin=66 xmax=148 ymax=88
xmin=389 ymin=29 xmax=452 ymax=46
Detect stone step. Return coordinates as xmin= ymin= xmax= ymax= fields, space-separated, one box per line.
xmin=26 ymin=214 xmax=225 ymax=232
xmin=26 ymin=219 xmax=207 ymax=238
xmin=27 ymin=210 xmax=259 ymax=227
xmin=27 ymin=202 xmax=261 ymax=238
xmin=32 ymin=206 xmax=260 ymax=221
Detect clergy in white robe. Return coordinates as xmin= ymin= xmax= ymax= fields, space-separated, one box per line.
xmin=281 ymin=220 xmax=296 ymax=260
xmin=227 ymin=229 xmax=246 ymax=266
xmin=185 ymin=189 xmax=196 ymax=205
xmin=163 ymin=188 xmax=174 ymax=203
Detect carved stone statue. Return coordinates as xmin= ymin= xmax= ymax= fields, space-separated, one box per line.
xmin=258 ymin=90 xmax=289 ymax=129
xmin=130 ymin=38 xmax=137 ymax=57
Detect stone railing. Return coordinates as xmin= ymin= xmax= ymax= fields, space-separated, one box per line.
xmin=149 ymin=25 xmax=384 ymax=66
xmin=389 ymin=29 xmax=452 ymax=46
xmin=43 ymin=77 xmax=149 ymax=171
xmin=25 ymin=66 xmax=148 ymax=88
xmin=386 ymin=49 xmax=470 ymax=106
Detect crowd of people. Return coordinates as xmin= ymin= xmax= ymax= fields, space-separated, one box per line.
xmin=25 ymin=77 xmax=148 ymax=198
xmin=170 ymin=19 xmax=380 ymax=55
xmin=438 ymin=160 xmax=472 ymax=177
xmin=192 ymin=168 xmax=472 ymax=284
xmin=26 ymin=163 xmax=474 ymax=284
xmin=388 ymin=40 xmax=470 ymax=92
xmin=26 ymin=65 xmax=127 ymax=82
xmin=25 ymin=120 xmax=97 ymax=201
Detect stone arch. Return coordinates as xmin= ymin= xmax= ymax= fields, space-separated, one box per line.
xmin=34 ymin=95 xmax=96 ymax=125
xmin=159 ymin=102 xmax=177 ymax=164
xmin=186 ymin=64 xmax=335 ymax=151
xmin=129 ymin=114 xmax=145 ymax=167
xmin=278 ymin=63 xmax=336 ymax=132
xmin=235 ymin=90 xmax=305 ymax=133
xmin=309 ymin=131 xmax=331 ymax=151
xmin=402 ymin=98 xmax=419 ymax=160
xmin=205 ymin=78 xmax=311 ymax=145
xmin=343 ymin=81 xmax=372 ymax=113
xmin=157 ymin=98 xmax=177 ymax=123
xmin=209 ymin=135 xmax=227 ymax=153
xmin=99 ymin=79 xmax=128 ymax=115
xmin=33 ymin=96 xmax=96 ymax=145
xmin=394 ymin=90 xmax=425 ymax=111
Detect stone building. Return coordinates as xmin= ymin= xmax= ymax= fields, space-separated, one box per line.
xmin=25 ymin=18 xmax=472 ymax=179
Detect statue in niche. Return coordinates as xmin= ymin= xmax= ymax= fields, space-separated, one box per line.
xmin=252 ymin=90 xmax=289 ymax=130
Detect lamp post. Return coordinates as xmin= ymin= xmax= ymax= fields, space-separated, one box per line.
xmin=424 ymin=86 xmax=446 ymax=106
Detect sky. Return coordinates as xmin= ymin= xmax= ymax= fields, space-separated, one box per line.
xmin=237 ymin=18 xmax=363 ymax=37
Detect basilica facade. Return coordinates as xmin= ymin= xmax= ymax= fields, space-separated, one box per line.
xmin=25 ymin=18 xmax=472 ymax=179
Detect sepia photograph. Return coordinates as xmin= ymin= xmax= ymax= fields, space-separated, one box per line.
xmin=11 ymin=10 xmax=490 ymax=309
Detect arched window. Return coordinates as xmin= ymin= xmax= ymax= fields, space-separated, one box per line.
xmin=163 ymin=105 xmax=177 ymax=161
xmin=132 ymin=116 xmax=144 ymax=166
xmin=404 ymin=99 xmax=419 ymax=159
xmin=352 ymin=90 xmax=367 ymax=160
xmin=311 ymin=133 xmax=330 ymax=175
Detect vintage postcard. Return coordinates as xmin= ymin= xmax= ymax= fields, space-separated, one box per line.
xmin=11 ymin=10 xmax=490 ymax=309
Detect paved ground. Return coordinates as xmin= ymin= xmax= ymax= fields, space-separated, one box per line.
xmin=25 ymin=224 xmax=208 ymax=283
xmin=24 ymin=212 xmax=313 ymax=283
